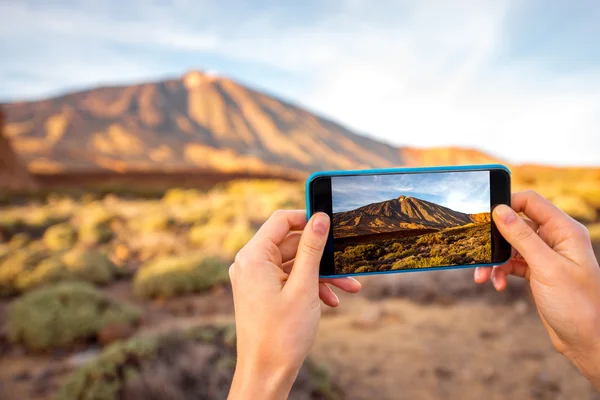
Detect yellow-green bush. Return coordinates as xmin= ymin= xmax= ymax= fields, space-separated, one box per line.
xmin=43 ymin=223 xmax=77 ymax=251
xmin=26 ymin=208 xmax=67 ymax=229
xmin=8 ymin=232 xmax=32 ymax=250
xmin=174 ymin=207 xmax=211 ymax=225
xmin=56 ymin=324 xmax=340 ymax=400
xmin=129 ymin=213 xmax=174 ymax=233
xmin=133 ymin=255 xmax=229 ymax=299
xmin=162 ymin=188 xmax=203 ymax=205
xmin=0 ymin=213 xmax=25 ymax=234
xmin=1 ymin=247 xmax=118 ymax=294
xmin=7 ymin=282 xmax=141 ymax=351
xmin=14 ymin=256 xmax=72 ymax=291
xmin=79 ymin=222 xmax=114 ymax=245
xmin=190 ymin=220 xmax=255 ymax=256
xmin=0 ymin=247 xmax=46 ymax=295
xmin=552 ymin=194 xmax=597 ymax=223
xmin=61 ymin=249 xmax=117 ymax=284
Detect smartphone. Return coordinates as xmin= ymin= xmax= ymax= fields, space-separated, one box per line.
xmin=306 ymin=164 xmax=512 ymax=278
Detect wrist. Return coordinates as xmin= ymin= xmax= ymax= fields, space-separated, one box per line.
xmin=228 ymin=358 xmax=300 ymax=400
xmin=567 ymin=344 xmax=600 ymax=390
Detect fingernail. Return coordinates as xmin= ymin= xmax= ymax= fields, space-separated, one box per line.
xmin=491 ymin=273 xmax=497 ymax=287
xmin=349 ymin=277 xmax=362 ymax=288
xmin=332 ymin=292 xmax=340 ymax=306
xmin=312 ymin=213 xmax=330 ymax=236
xmin=474 ymin=267 xmax=481 ymax=280
xmin=494 ymin=205 xmax=517 ymax=225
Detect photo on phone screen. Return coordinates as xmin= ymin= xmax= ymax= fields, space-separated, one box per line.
xmin=330 ymin=170 xmax=493 ymax=275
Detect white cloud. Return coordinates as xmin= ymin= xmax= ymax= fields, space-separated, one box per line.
xmin=1 ymin=0 xmax=599 ymax=165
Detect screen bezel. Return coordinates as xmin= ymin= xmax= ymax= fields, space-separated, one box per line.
xmin=309 ymin=166 xmax=512 ymax=277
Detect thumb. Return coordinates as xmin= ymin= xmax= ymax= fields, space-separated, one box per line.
xmin=286 ymin=212 xmax=330 ymax=292
xmin=493 ymin=205 xmax=554 ymax=268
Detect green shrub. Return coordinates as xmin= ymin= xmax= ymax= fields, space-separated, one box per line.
xmin=79 ymin=222 xmax=114 ymax=245
xmin=129 ymin=213 xmax=174 ymax=233
xmin=188 ymin=223 xmax=212 ymax=246
xmin=0 ymin=213 xmax=25 ymax=234
xmin=466 ymin=242 xmax=492 ymax=262
xmin=174 ymin=207 xmax=211 ymax=225
xmin=14 ymin=256 xmax=72 ymax=291
xmin=355 ymin=265 xmax=376 ymax=273
xmin=222 ymin=222 xmax=255 ymax=255
xmin=133 ymin=256 xmax=229 ymax=299
xmin=61 ymin=249 xmax=116 ymax=284
xmin=43 ymin=223 xmax=77 ymax=251
xmin=7 ymin=282 xmax=141 ymax=350
xmin=162 ymin=188 xmax=203 ymax=205
xmin=344 ymin=244 xmax=384 ymax=261
xmin=26 ymin=208 xmax=67 ymax=229
xmin=56 ymin=324 xmax=341 ymax=400
xmin=4 ymin=249 xmax=117 ymax=293
xmin=0 ymin=247 xmax=46 ymax=295
xmin=8 ymin=232 xmax=32 ymax=250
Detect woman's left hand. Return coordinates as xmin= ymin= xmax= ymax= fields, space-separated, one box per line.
xmin=228 ymin=210 xmax=361 ymax=400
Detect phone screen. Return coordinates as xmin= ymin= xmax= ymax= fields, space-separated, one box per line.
xmin=321 ymin=170 xmax=502 ymax=275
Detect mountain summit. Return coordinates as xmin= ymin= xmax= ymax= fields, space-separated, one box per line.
xmin=1 ymin=71 xmax=499 ymax=174
xmin=333 ymin=196 xmax=490 ymax=238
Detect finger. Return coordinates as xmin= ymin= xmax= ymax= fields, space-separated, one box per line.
xmin=511 ymin=191 xmax=573 ymax=229
xmin=279 ymin=231 xmax=302 ymax=263
xmin=319 ymin=282 xmax=340 ymax=307
xmin=286 ymin=213 xmax=330 ymax=293
xmin=281 ymin=259 xmax=294 ymax=274
xmin=474 ymin=266 xmax=492 ymax=284
xmin=253 ymin=210 xmax=307 ymax=246
xmin=522 ymin=217 xmax=539 ymax=233
xmin=491 ymin=266 xmax=507 ymax=291
xmin=493 ymin=205 xmax=554 ymax=265
xmin=228 ymin=264 xmax=235 ymax=286
xmin=321 ymin=277 xmax=362 ymax=293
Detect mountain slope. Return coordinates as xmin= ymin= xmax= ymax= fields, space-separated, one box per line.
xmin=1 ymin=70 xmax=499 ymax=174
xmin=333 ymin=196 xmax=489 ymax=238
xmin=0 ymin=108 xmax=37 ymax=191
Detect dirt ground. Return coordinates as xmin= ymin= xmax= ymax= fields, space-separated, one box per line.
xmin=1 ymin=246 xmax=600 ymax=400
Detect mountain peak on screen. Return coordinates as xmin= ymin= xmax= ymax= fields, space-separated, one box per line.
xmin=333 ymin=195 xmax=490 ymax=238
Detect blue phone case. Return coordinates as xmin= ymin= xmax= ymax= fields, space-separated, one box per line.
xmin=305 ymin=164 xmax=511 ymax=278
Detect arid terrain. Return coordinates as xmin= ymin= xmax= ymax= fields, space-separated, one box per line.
xmin=1 ymin=72 xmax=599 ymax=399
xmin=0 ymin=179 xmax=599 ymax=400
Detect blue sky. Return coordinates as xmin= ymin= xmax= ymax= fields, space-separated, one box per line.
xmin=332 ymin=171 xmax=490 ymax=214
xmin=0 ymin=0 xmax=599 ymax=166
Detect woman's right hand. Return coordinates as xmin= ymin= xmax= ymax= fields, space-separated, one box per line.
xmin=474 ymin=191 xmax=600 ymax=388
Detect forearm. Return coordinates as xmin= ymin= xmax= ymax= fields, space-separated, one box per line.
xmin=228 ymin=360 xmax=299 ymax=400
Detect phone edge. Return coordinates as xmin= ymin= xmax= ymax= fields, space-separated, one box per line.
xmin=305 ymin=164 xmax=512 ymax=279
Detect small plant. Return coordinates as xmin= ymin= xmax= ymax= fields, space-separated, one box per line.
xmin=43 ymin=223 xmax=77 ymax=250
xmin=133 ymin=255 xmax=230 ymax=299
xmin=0 ymin=213 xmax=25 ymax=234
xmin=61 ymin=249 xmax=117 ymax=284
xmin=162 ymin=188 xmax=203 ymax=205
xmin=14 ymin=256 xmax=72 ymax=291
xmin=129 ymin=212 xmax=174 ymax=233
xmin=56 ymin=324 xmax=341 ymax=400
xmin=79 ymin=222 xmax=114 ymax=245
xmin=0 ymin=246 xmax=46 ymax=295
xmin=26 ymin=208 xmax=67 ymax=229
xmin=7 ymin=282 xmax=141 ymax=351
xmin=222 ymin=222 xmax=255 ymax=255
